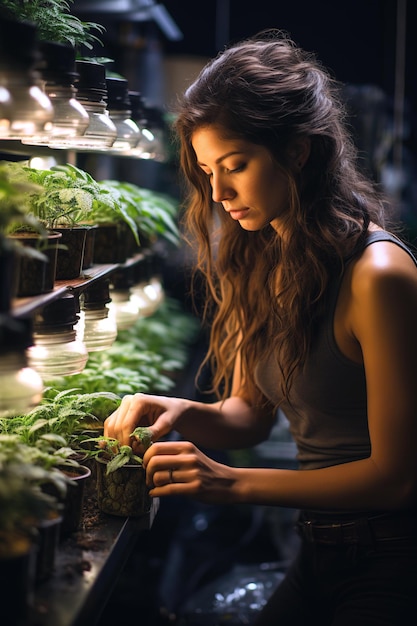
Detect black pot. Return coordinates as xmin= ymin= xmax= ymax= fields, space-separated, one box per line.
xmin=0 ymin=531 xmax=36 ymax=626
xmin=0 ymin=241 xmax=18 ymax=311
xmin=9 ymin=231 xmax=62 ymax=297
xmin=54 ymin=226 xmax=88 ymax=280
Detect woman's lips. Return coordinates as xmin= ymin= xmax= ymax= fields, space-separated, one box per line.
xmin=228 ymin=208 xmax=250 ymax=220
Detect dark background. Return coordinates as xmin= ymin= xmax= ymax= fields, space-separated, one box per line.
xmin=162 ymin=0 xmax=415 ymax=105
xmin=73 ymin=0 xmax=416 ymax=104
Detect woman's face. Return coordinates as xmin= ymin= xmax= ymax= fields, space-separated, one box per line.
xmin=192 ymin=125 xmax=290 ymax=232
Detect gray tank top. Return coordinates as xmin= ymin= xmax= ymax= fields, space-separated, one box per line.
xmin=255 ymin=231 xmax=417 ymax=469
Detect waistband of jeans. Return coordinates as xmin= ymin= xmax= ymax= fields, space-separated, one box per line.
xmin=296 ymin=510 xmax=417 ymax=545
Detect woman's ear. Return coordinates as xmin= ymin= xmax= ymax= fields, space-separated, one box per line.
xmin=287 ymin=136 xmax=311 ymax=171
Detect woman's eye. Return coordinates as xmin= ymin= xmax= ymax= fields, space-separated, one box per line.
xmin=227 ymin=164 xmax=245 ymax=174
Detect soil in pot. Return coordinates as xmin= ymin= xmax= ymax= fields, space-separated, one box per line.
xmin=9 ymin=231 xmax=62 ymax=297
xmin=95 ymin=457 xmax=151 ymax=517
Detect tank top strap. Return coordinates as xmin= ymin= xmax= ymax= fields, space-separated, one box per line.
xmin=362 ymin=231 xmax=417 ymax=266
xmin=327 ymin=231 xmax=417 ymax=317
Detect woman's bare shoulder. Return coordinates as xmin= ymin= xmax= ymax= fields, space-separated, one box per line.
xmin=348 ymin=236 xmax=417 ymax=336
xmin=352 ymin=235 xmax=417 ymax=288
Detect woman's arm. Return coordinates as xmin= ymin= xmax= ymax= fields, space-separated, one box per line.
xmin=143 ymin=242 xmax=417 ymax=512
xmin=104 ymin=392 xmax=276 ymax=449
xmin=104 ymin=347 xmax=276 ymax=450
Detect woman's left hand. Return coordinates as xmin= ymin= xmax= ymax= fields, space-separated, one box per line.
xmin=143 ymin=440 xmax=237 ymax=504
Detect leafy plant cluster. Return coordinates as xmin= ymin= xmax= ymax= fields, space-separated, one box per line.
xmin=1 ymin=161 xmax=181 ymax=247
xmin=2 ymin=161 xmax=129 ymax=232
xmin=0 ymin=292 xmax=199 ymax=536
xmin=100 ymin=180 xmax=181 ymax=247
xmin=83 ymin=426 xmax=153 ymax=474
xmin=0 ymin=387 xmax=123 ymax=533
xmin=1 ymin=0 xmax=105 ymax=50
xmin=0 ymin=162 xmax=46 ymax=251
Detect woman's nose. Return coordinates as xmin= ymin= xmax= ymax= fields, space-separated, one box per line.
xmin=211 ymin=175 xmax=235 ymax=203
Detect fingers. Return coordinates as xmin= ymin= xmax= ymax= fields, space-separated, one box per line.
xmin=104 ymin=394 xmax=153 ymax=444
xmin=104 ymin=393 xmax=176 ymax=446
xmin=143 ymin=441 xmax=198 ymax=491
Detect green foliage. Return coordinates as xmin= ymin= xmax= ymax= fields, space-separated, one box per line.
xmin=24 ymin=163 xmax=126 ymax=229
xmin=131 ymin=426 xmax=153 ymax=451
xmin=2 ymin=162 xmax=141 ymax=243
xmin=99 ymin=180 xmax=181 ymax=247
xmin=0 ymin=161 xmax=45 ymax=240
xmin=0 ymin=433 xmax=73 ymax=534
xmin=2 ymin=0 xmax=105 ymax=50
xmin=0 ymin=390 xmax=121 ymax=455
xmin=82 ymin=426 xmax=153 ymax=474
xmin=0 ymin=460 xmax=59 ymax=535
xmin=2 ymin=161 xmax=181 ymax=246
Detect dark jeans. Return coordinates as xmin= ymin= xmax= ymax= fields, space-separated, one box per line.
xmin=254 ymin=512 xmax=417 ymax=626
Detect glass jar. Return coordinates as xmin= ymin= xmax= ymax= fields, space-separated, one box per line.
xmin=108 ymin=289 xmax=140 ymax=331
xmin=0 ymin=84 xmax=13 ymax=137
xmin=0 ymin=316 xmax=43 ymax=418
xmin=76 ymin=280 xmax=118 ymax=352
xmin=28 ymin=329 xmax=89 ymax=378
xmin=130 ymin=254 xmax=164 ymax=317
xmin=0 ymin=352 xmax=44 ymax=417
xmin=23 ymin=42 xmax=89 ymax=147
xmin=127 ymin=90 xmax=157 ymax=159
xmin=106 ymin=77 xmax=140 ymax=153
xmin=27 ymin=293 xmax=88 ymax=377
xmin=107 ymin=265 xmax=140 ymax=330
xmin=73 ymin=60 xmax=117 ymax=149
xmin=0 ymin=16 xmax=53 ymax=140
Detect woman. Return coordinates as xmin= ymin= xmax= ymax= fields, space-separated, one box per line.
xmin=105 ymin=30 xmax=417 ymax=624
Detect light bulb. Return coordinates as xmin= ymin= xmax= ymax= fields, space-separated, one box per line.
xmin=0 ymin=315 xmax=43 ymax=418
xmin=76 ymin=280 xmax=117 ymax=351
xmin=72 ymin=60 xmax=117 ymax=150
xmin=106 ymin=77 xmax=141 ymax=153
xmin=130 ymin=253 xmax=165 ymax=316
xmin=127 ymin=91 xmax=160 ymax=159
xmin=27 ymin=294 xmax=88 ymax=377
xmin=0 ymin=85 xmax=12 ymax=137
xmin=0 ymin=17 xmax=54 ymax=140
xmin=108 ymin=289 xmax=140 ymax=331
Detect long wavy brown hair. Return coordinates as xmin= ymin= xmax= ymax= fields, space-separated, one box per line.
xmin=173 ymin=30 xmax=389 ymax=407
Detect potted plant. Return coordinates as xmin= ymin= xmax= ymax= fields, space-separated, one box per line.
xmin=4 ymin=161 xmax=134 ymax=278
xmin=0 ymin=161 xmax=48 ymax=302
xmin=84 ymin=427 xmax=153 ymax=517
xmin=77 ymin=178 xmax=145 ymax=265
xmin=99 ymin=180 xmax=181 ymax=250
xmin=0 ymin=455 xmax=60 ymax=625
xmin=0 ymin=388 xmax=121 ymax=537
xmin=0 ymin=430 xmax=69 ymax=595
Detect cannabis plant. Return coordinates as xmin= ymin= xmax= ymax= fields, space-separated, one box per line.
xmin=0 ymin=162 xmax=45 ymax=243
xmin=83 ymin=426 xmax=153 ymax=474
xmin=1 ymin=0 xmax=105 ymax=50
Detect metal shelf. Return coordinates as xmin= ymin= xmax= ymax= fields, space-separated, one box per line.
xmin=32 ymin=497 xmax=159 ymax=626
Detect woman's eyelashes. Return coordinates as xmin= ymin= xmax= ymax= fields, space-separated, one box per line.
xmin=225 ymin=163 xmax=246 ymax=174
xmin=202 ymin=163 xmax=246 ymax=177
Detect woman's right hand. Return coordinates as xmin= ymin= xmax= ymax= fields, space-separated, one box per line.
xmin=104 ymin=393 xmax=188 ymax=452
